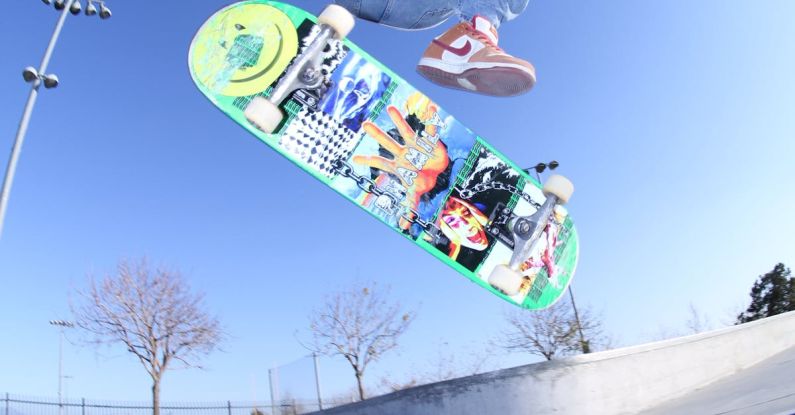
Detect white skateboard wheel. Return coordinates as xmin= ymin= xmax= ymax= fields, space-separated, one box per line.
xmin=489 ymin=264 xmax=523 ymax=296
xmin=244 ymin=96 xmax=284 ymax=134
xmin=542 ymin=174 xmax=574 ymax=204
xmin=318 ymin=4 xmax=355 ymax=39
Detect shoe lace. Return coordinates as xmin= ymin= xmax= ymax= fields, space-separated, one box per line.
xmin=464 ymin=25 xmax=503 ymax=52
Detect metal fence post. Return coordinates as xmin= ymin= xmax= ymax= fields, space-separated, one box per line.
xmin=81 ymin=398 xmax=85 ymax=415
xmin=5 ymin=392 xmax=9 ymax=415
xmin=227 ymin=401 xmax=231 ymax=415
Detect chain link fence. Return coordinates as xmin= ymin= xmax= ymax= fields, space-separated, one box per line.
xmin=2 ymin=353 xmax=365 ymax=415
xmin=0 ymin=394 xmax=336 ymax=415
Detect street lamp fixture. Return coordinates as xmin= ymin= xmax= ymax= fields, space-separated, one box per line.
xmin=84 ymin=0 xmax=112 ymax=18
xmin=69 ymin=0 xmax=82 ymax=15
xmin=524 ymin=160 xmax=560 ymax=182
xmin=22 ymin=67 xmax=39 ymax=83
xmin=42 ymin=74 xmax=60 ymax=89
xmin=526 ymin=160 xmax=559 ymax=175
xmin=98 ymin=2 xmax=111 ymax=19
xmin=44 ymin=0 xmax=112 ymax=19
xmin=22 ymin=67 xmax=59 ymax=89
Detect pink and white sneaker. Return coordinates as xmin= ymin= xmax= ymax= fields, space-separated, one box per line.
xmin=416 ymin=16 xmax=536 ymax=97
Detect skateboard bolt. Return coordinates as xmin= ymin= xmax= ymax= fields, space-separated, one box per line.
xmin=302 ymin=67 xmax=320 ymax=83
xmin=513 ymin=218 xmax=534 ymax=238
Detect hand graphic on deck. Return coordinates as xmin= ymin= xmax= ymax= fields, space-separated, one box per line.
xmin=353 ymin=104 xmax=449 ymax=229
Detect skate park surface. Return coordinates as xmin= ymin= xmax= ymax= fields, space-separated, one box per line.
xmin=311 ymin=311 xmax=795 ymax=415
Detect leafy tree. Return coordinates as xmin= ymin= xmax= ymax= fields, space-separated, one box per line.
xmin=306 ymin=281 xmax=415 ymax=401
xmin=736 ymin=263 xmax=794 ymax=324
xmin=71 ymin=259 xmax=224 ymax=415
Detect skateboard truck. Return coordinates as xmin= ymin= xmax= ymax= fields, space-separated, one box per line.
xmin=488 ymin=174 xmax=574 ymax=296
xmin=267 ymin=28 xmax=331 ymax=104
xmin=244 ymin=4 xmax=356 ymax=133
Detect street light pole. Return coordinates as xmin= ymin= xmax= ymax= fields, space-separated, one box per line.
xmin=49 ymin=320 xmax=74 ymax=415
xmin=568 ymin=286 xmax=590 ymax=354
xmin=0 ymin=0 xmax=72 ymax=239
xmin=0 ymin=0 xmax=111 ymax=240
xmin=312 ymin=352 xmax=323 ymax=411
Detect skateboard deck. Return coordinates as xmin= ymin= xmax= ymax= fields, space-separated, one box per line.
xmin=188 ymin=0 xmax=579 ymax=309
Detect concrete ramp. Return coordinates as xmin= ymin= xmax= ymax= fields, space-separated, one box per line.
xmin=312 ymin=311 xmax=795 ymax=415
xmin=639 ymin=345 xmax=795 ymax=415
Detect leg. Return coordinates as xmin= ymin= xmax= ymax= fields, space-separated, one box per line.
xmin=457 ymin=0 xmax=530 ymax=27
xmin=334 ymin=0 xmax=457 ymax=30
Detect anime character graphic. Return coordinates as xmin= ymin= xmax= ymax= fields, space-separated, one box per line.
xmin=520 ymin=205 xmax=568 ymax=289
xmin=438 ymin=196 xmax=489 ymax=260
xmin=320 ymin=54 xmax=392 ymax=132
xmin=431 ymin=146 xmax=521 ymax=271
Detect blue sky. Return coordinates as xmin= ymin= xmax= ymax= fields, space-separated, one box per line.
xmin=1 ymin=0 xmax=794 ymax=405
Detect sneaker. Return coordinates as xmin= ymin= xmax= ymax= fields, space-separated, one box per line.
xmin=416 ymin=16 xmax=536 ymax=97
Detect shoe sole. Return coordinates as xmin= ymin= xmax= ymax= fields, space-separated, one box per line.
xmin=416 ymin=65 xmax=536 ymax=97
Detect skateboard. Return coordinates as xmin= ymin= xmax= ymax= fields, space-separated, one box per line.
xmin=188 ymin=1 xmax=579 ymax=309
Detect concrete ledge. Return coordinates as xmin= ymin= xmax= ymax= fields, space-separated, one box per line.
xmin=312 ymin=311 xmax=795 ymax=415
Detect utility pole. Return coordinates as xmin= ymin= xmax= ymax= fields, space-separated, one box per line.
xmin=49 ymin=320 xmax=74 ymax=415
xmin=312 ymin=353 xmax=323 ymax=411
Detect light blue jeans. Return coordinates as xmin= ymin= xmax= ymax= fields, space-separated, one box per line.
xmin=333 ymin=0 xmax=529 ymax=30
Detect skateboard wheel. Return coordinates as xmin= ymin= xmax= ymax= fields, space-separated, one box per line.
xmin=318 ymin=4 xmax=355 ymax=39
xmin=489 ymin=264 xmax=523 ymax=296
xmin=244 ymin=97 xmax=284 ymax=134
xmin=542 ymin=174 xmax=574 ymax=205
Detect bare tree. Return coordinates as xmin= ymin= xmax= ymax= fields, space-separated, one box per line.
xmin=378 ymin=340 xmax=493 ymax=394
xmin=307 ymin=281 xmax=415 ymax=401
xmin=71 ymin=259 xmax=223 ymax=415
xmin=685 ymin=302 xmax=713 ymax=334
xmin=645 ymin=303 xmax=717 ymax=342
xmin=497 ymin=298 xmax=609 ymax=361
xmin=422 ymin=343 xmax=491 ymax=382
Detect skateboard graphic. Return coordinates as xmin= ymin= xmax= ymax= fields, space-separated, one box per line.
xmin=188 ymin=1 xmax=579 ymax=309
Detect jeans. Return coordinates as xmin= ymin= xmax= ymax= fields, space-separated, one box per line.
xmin=333 ymin=0 xmax=529 ymax=30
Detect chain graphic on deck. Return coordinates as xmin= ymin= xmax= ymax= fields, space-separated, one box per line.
xmin=332 ymin=159 xmax=442 ymax=240
xmin=457 ymin=181 xmax=542 ymax=209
